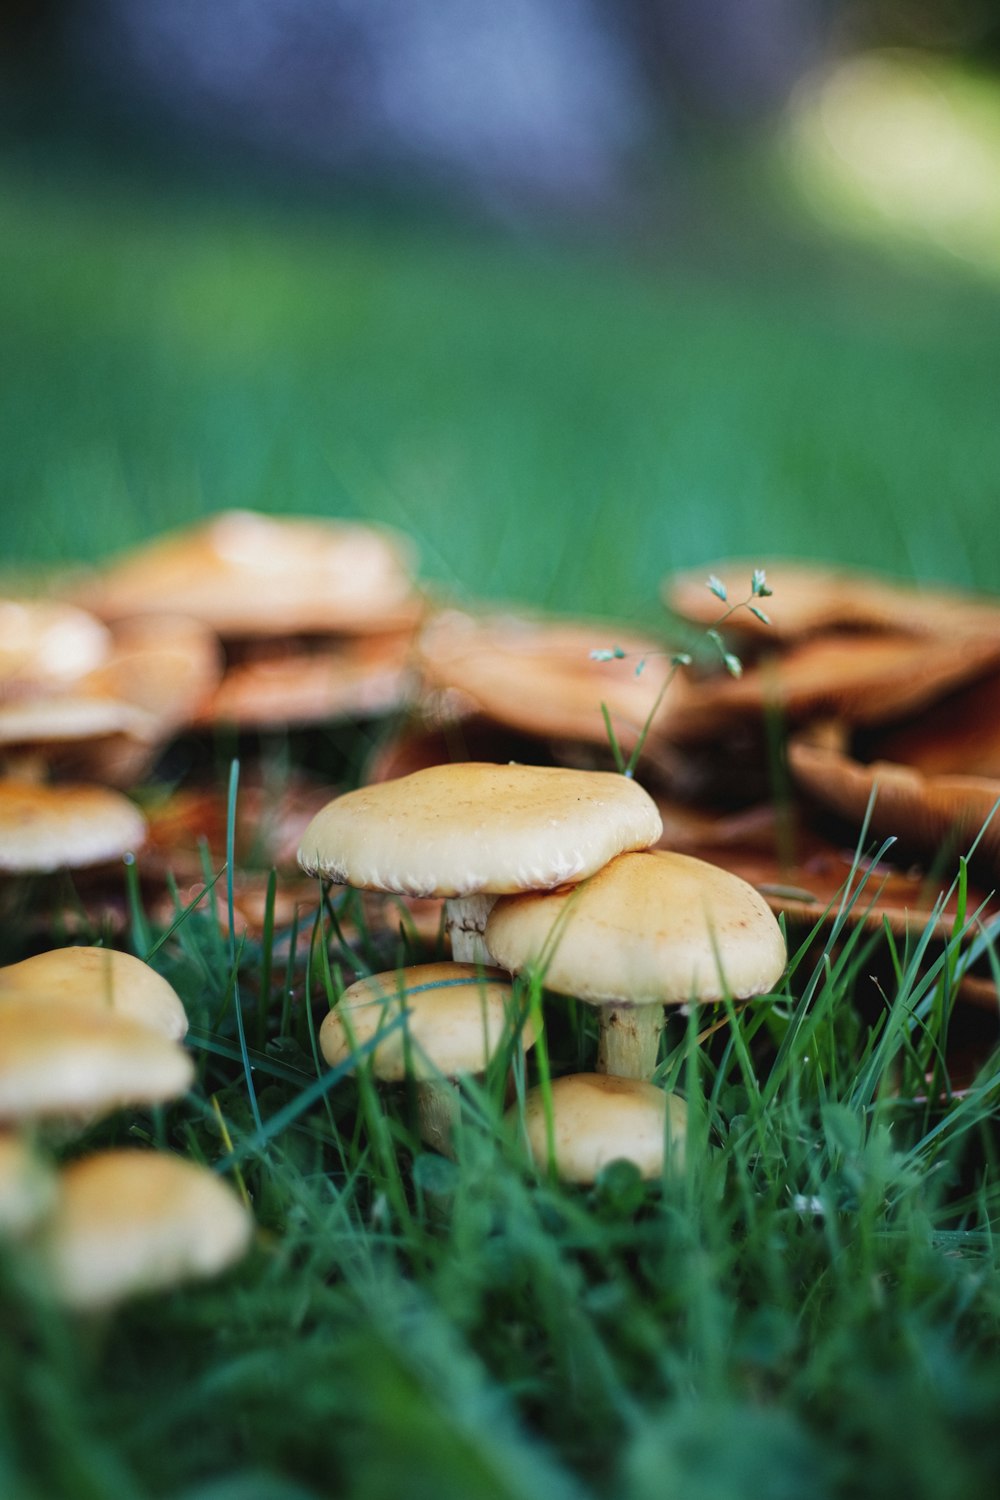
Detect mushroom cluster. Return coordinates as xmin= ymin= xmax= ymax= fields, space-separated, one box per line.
xmin=5 ymin=518 xmax=1000 ymax=1192
xmin=0 ymin=944 xmax=253 ymax=1308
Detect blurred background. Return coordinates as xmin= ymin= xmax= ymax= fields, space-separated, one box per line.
xmin=3 ymin=0 xmax=1000 ymax=621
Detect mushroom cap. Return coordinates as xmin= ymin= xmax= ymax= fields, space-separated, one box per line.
xmin=297 ymin=762 xmax=663 ymax=899
xmin=0 ymin=599 xmax=111 ymax=696
xmin=320 ymin=962 xmax=533 ymax=1081
xmin=0 ymin=1133 xmax=58 ymax=1238
xmin=667 ymin=631 xmax=1000 ymax=744
xmin=0 ymin=693 xmax=155 ymax=747
xmin=485 ymin=849 xmax=787 ymax=1006
xmin=0 ymin=779 xmax=147 ymax=873
xmin=865 ymin=667 xmax=1000 ymax=779
xmin=76 ymin=509 xmax=421 ymax=636
xmin=512 ymin=1073 xmax=687 ymax=1183
xmin=85 ymin=613 xmax=224 ymax=729
xmin=789 ymin=728 xmax=1000 ymax=873
xmin=665 ymin=557 xmax=1000 ymax=645
xmin=671 ymin=808 xmax=1000 ymax=941
xmin=0 ymin=1003 xmax=193 ymax=1123
xmin=44 ymin=1149 xmax=253 ymax=1310
xmin=200 ymin=631 xmax=414 ymax=729
xmin=0 ymin=946 xmax=188 ymax=1042
xmin=416 ymin=609 xmax=680 ymax=751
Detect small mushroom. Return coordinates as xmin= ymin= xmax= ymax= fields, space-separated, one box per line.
xmin=320 ymin=961 xmax=534 ymax=1154
xmin=511 ymin=1073 xmax=687 ymax=1183
xmin=42 ymin=1149 xmax=253 ymax=1310
xmin=298 ymin=761 xmax=663 ymax=962
xmin=485 ymin=850 xmax=787 ymax=1081
xmin=0 ymin=779 xmax=147 ymax=874
xmin=0 ymin=946 xmax=188 ymax=1042
xmin=0 ymin=1004 xmax=193 ymax=1127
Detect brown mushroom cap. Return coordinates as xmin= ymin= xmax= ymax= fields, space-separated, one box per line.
xmin=665 ymin=557 xmax=1000 ymax=645
xmin=865 ymin=668 xmax=1000 ymax=779
xmin=297 ymin=762 xmax=663 ymax=899
xmin=666 ymin=630 xmax=1000 ymax=744
xmin=671 ymin=809 xmax=1000 ymax=940
xmin=0 ymin=779 xmax=147 ymax=873
xmin=788 ymin=729 xmax=1000 ymax=874
xmin=416 ymin=609 xmax=684 ymax=752
xmin=485 ymin=849 xmax=787 ymax=1006
xmin=0 ymin=1003 xmax=193 ymax=1123
xmin=85 ymin=613 xmax=224 ymax=729
xmin=512 ymin=1073 xmax=687 ymax=1183
xmin=0 ymin=946 xmax=188 ymax=1042
xmin=43 ymin=1149 xmax=253 ymax=1310
xmin=76 ymin=509 xmax=422 ymax=636
xmin=200 ymin=631 xmax=414 ymax=729
xmin=320 ymin=962 xmax=533 ymax=1081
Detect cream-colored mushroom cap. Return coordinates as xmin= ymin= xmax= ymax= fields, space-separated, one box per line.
xmin=486 ymin=850 xmax=787 ymax=1005
xmin=298 ymin=762 xmax=663 ymax=898
xmin=0 ymin=1004 xmax=193 ymax=1123
xmin=44 ymin=1150 xmax=253 ymax=1310
xmin=321 ymin=962 xmax=533 ymax=1081
xmin=0 ymin=946 xmax=188 ymax=1042
xmin=513 ymin=1074 xmax=687 ymax=1183
xmin=0 ymin=780 xmax=147 ymax=873
xmin=0 ymin=1133 xmax=57 ymax=1238
xmin=0 ymin=599 xmax=111 ymax=694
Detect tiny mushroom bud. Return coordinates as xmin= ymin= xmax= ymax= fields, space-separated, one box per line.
xmin=43 ymin=1149 xmax=253 ymax=1311
xmin=486 ymin=850 xmax=787 ymax=1082
xmin=298 ymin=761 xmax=663 ymax=962
xmin=511 ymin=1073 xmax=688 ymax=1184
xmin=321 ymin=962 xmax=534 ymax=1155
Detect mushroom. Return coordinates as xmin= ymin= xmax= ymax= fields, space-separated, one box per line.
xmin=320 ymin=961 xmax=534 ymax=1154
xmin=75 ymin=509 xmax=422 ymax=636
xmin=42 ymin=1149 xmax=253 ymax=1311
xmin=297 ymin=761 xmax=663 ymax=962
xmin=665 ymin=557 xmax=1000 ymax=648
xmin=0 ymin=946 xmax=188 ymax=1042
xmin=485 ymin=850 xmax=787 ymax=1081
xmin=511 ymin=1073 xmax=687 ymax=1183
xmin=0 ymin=1003 xmax=193 ymax=1127
xmin=415 ymin=608 xmax=682 ymax=764
xmin=0 ymin=598 xmax=112 ymax=698
xmin=788 ymin=725 xmax=1000 ymax=876
xmin=0 ymin=779 xmax=147 ymax=874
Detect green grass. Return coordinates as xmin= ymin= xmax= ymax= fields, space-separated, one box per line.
xmin=4 ymin=155 xmax=1000 ymax=612
xmin=4 ymin=153 xmax=1000 ymax=1498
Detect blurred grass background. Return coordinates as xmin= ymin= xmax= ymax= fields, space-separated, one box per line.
xmin=4 ymin=137 xmax=1000 ymax=623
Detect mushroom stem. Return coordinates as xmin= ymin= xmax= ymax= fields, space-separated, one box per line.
xmin=414 ymin=1079 xmax=460 ymax=1157
xmin=445 ymin=894 xmax=498 ymax=964
xmin=595 ymin=1003 xmax=663 ymax=1082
